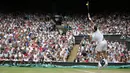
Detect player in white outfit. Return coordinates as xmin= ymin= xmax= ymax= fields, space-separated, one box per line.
xmin=87 ymin=13 xmax=108 ymax=69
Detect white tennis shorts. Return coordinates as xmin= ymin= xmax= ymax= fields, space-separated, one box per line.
xmin=95 ymin=40 xmax=107 ymax=52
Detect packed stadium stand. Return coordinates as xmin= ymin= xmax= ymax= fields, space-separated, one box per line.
xmin=0 ymin=12 xmax=130 ymax=64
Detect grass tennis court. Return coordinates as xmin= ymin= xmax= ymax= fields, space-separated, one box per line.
xmin=0 ymin=67 xmax=130 ymax=73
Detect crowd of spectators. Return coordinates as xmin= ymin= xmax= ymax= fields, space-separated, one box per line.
xmin=0 ymin=12 xmax=75 ymax=63
xmin=74 ymin=38 xmax=130 ymax=63
xmin=63 ymin=12 xmax=130 ymax=36
xmin=0 ymin=12 xmax=130 ymax=63
xmin=65 ymin=12 xmax=130 ymax=63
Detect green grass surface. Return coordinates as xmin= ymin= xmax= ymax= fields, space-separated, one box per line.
xmin=0 ymin=67 xmax=130 ymax=73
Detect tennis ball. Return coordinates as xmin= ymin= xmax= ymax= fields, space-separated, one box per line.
xmin=86 ymin=3 xmax=88 ymax=6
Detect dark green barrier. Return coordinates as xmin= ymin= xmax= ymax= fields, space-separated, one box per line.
xmin=75 ymin=35 xmax=126 ymax=44
xmin=74 ymin=35 xmax=130 ymax=50
xmin=0 ymin=61 xmax=130 ymax=68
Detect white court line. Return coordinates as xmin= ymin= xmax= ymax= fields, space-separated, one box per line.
xmin=75 ymin=69 xmax=96 ymax=73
